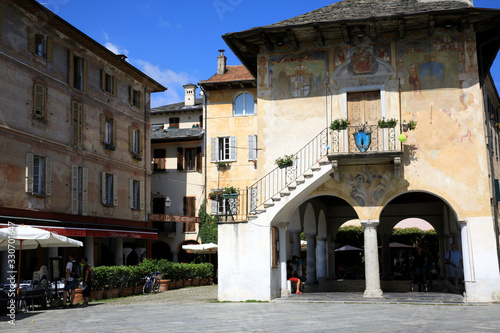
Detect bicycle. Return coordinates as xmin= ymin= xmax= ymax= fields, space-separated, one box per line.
xmin=143 ymin=271 xmax=160 ymax=295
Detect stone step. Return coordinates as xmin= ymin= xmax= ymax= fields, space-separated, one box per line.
xmin=264 ymin=202 xmax=275 ymax=208
xmin=255 ymin=209 xmax=266 ymax=214
xmin=288 ymin=185 xmax=296 ymax=191
xmin=248 ymin=215 xmax=258 ymax=220
xmin=319 ymin=160 xmax=331 ymax=166
xmin=271 ymin=196 xmax=282 ymax=202
xmin=311 ymin=166 xmax=321 ymax=172
xmin=296 ymin=179 xmax=305 ymax=185
xmin=303 ymin=173 xmax=314 ymax=179
xmin=280 ymin=191 xmax=290 ymax=197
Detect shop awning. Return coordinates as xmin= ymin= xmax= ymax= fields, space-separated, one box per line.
xmin=0 ymin=224 xmax=158 ymax=239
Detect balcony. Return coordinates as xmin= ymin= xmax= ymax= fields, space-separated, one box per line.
xmin=328 ymin=125 xmax=403 ymax=179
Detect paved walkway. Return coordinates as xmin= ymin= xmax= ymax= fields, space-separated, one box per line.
xmin=2 ymin=283 xmax=500 ymax=332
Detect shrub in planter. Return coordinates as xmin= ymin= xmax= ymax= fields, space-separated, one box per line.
xmin=377 ymin=117 xmax=398 ymax=128
xmin=330 ymin=118 xmax=350 ymax=131
xmin=275 ymin=155 xmax=295 ymax=169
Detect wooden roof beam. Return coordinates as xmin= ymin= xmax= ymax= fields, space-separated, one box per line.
xmin=429 ymin=15 xmax=435 ymax=36
xmin=259 ymin=31 xmax=274 ymax=51
xmin=287 ymin=29 xmax=299 ymax=51
xmin=313 ymin=26 xmax=325 ymax=47
xmin=399 ymin=19 xmax=405 ymax=39
xmin=341 ymin=24 xmax=350 ymax=44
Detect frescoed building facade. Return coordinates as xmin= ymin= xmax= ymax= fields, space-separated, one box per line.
xmin=214 ymin=0 xmax=500 ymax=302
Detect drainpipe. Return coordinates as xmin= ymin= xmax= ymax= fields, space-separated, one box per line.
xmin=200 ymin=85 xmax=208 ymax=213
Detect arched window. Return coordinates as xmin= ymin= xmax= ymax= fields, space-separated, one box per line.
xmin=234 ymin=93 xmax=254 ymax=116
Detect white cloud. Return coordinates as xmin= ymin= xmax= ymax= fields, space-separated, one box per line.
xmin=133 ymin=59 xmax=197 ymax=108
xmin=102 ymin=31 xmax=129 ymax=56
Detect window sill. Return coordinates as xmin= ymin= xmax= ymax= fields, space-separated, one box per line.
xmin=28 ymin=192 xmax=47 ymax=197
xmin=103 ymin=204 xmax=115 ymax=207
xmin=104 ymin=143 xmax=116 ymax=151
xmin=32 ymin=116 xmax=47 ymax=125
xmin=132 ymin=155 xmax=142 ymax=161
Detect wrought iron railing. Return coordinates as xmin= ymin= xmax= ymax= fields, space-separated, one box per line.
xmin=245 ymin=128 xmax=329 ymax=215
xmin=330 ymin=125 xmax=401 ymax=154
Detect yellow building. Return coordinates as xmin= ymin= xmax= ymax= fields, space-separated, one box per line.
xmin=213 ymin=0 xmax=500 ymax=302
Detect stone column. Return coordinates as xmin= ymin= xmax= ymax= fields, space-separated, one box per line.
xmin=380 ymin=234 xmax=391 ymax=280
xmin=84 ymin=237 xmax=94 ymax=267
xmin=114 ymin=238 xmax=123 ymax=266
xmin=459 ymin=220 xmax=474 ymax=284
xmin=290 ymin=230 xmax=301 ymax=258
xmin=316 ymin=236 xmax=327 ymax=282
xmin=438 ymin=234 xmax=446 ymax=279
xmin=305 ymin=233 xmax=317 ymax=285
xmin=330 ymin=238 xmax=336 ymax=279
xmin=361 ymin=220 xmax=383 ymax=298
xmin=278 ymin=222 xmax=289 ymax=296
xmin=172 ymin=251 xmax=178 ymax=263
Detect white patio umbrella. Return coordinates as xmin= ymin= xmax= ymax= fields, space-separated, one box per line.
xmin=0 ymin=224 xmax=83 ymax=294
xmin=182 ymin=243 xmax=218 ymax=262
xmin=335 ymin=245 xmax=363 ymax=251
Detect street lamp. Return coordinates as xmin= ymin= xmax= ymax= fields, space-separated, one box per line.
xmin=165 ymin=197 xmax=172 ymax=209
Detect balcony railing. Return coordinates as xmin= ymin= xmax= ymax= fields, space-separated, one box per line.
xmin=330 ymin=125 xmax=401 ymax=154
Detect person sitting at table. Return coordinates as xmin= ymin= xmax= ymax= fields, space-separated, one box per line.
xmin=287 ymin=260 xmax=303 ymax=294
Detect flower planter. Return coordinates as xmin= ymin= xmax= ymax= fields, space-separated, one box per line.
xmin=200 ymin=278 xmax=208 ymax=286
xmin=209 ymin=277 xmax=214 ymax=285
xmin=169 ymin=280 xmax=177 ymax=290
xmin=104 ymin=288 xmax=119 ymax=299
xmin=73 ymin=288 xmax=83 ymax=304
xmin=159 ymin=279 xmax=170 ymax=292
xmin=91 ymin=290 xmax=104 ymax=301
xmin=277 ymin=161 xmax=293 ymax=169
xmin=191 ymin=278 xmax=200 ymax=286
xmin=184 ymin=279 xmax=192 ymax=287
xmin=133 ymin=285 xmax=143 ymax=295
xmin=175 ymin=280 xmax=184 ymax=289
xmin=222 ymin=193 xmax=238 ymax=199
xmin=122 ymin=287 xmax=134 ymax=297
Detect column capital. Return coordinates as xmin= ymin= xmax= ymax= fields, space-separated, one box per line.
xmin=458 ymin=219 xmax=468 ymax=225
xmin=288 ymin=229 xmax=301 ymax=234
xmin=305 ymin=232 xmax=317 ymax=238
xmin=277 ymin=222 xmax=289 ymax=228
xmin=360 ymin=219 xmax=379 ymax=228
xmin=316 ymin=236 xmax=327 ymax=241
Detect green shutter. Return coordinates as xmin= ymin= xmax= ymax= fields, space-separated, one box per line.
xmin=495 ymin=179 xmax=500 ymax=201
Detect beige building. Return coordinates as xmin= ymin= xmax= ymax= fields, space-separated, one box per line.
xmin=213 ymin=0 xmax=500 ymax=302
xmin=0 ymin=0 xmax=165 ymax=278
xmin=150 ymin=84 xmax=204 ymax=262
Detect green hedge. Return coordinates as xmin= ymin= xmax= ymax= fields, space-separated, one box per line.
xmin=92 ymin=260 xmax=214 ymax=290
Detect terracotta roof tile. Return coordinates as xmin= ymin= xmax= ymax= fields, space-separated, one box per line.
xmin=200 ymin=65 xmax=255 ymax=84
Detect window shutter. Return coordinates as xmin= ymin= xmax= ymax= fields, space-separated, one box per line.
xmin=495 ymin=179 xmax=500 ymax=201
xmin=211 ymin=138 xmax=217 ymax=162
xmin=100 ymin=114 xmax=106 ymax=142
xmin=82 ymin=59 xmax=87 ymax=92
xmin=140 ymin=181 xmax=145 ymax=210
xmin=183 ymin=197 xmax=187 ymax=216
xmin=139 ymin=91 xmax=144 ymax=110
xmin=47 ymin=37 xmax=53 ymax=62
xmin=229 ymin=136 xmax=237 ymax=161
xmin=128 ymin=179 xmax=133 ymax=208
xmin=82 ymin=167 xmax=88 ymax=215
xmin=248 ymin=135 xmax=257 ymax=161
xmin=177 ymin=147 xmax=184 ymax=171
xmin=210 ymin=192 xmax=217 ymax=215
xmin=77 ymin=102 xmax=83 ymax=149
xmin=196 ymin=146 xmax=202 ymax=171
xmin=139 ymin=130 xmax=143 ymax=155
xmin=129 ymin=86 xmax=133 ymax=106
xmin=71 ymin=165 xmax=78 ymax=214
xmin=68 ymin=51 xmax=74 ymax=87
xmin=26 ymin=152 xmax=34 ymax=193
xmin=113 ymin=77 xmax=117 ymax=96
xmin=112 ymin=119 xmax=117 ymax=146
xmin=100 ymin=70 xmax=105 ymax=91
xmin=128 ymin=126 xmax=133 ymax=152
xmin=28 ymin=27 xmax=35 ymax=53
xmin=113 ymin=174 xmax=118 ymax=206
xmin=34 ymin=84 xmax=45 ymax=118
xmin=45 ymin=157 xmax=52 ymax=196
xmin=101 ymin=172 xmax=106 ymax=204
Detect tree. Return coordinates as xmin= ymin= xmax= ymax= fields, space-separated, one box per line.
xmin=198 ymin=200 xmax=218 ymax=244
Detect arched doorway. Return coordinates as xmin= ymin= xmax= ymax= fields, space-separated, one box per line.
xmin=177 ymin=240 xmax=198 ymax=263
xmin=152 ymin=241 xmax=173 ymax=261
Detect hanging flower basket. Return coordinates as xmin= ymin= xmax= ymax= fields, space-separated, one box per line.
xmin=222 ymin=192 xmax=239 ymax=199
xmin=275 ymin=154 xmax=295 ymax=169
xmin=210 ymin=186 xmax=238 ymax=200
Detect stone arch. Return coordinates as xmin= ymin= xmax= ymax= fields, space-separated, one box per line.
xmin=177 ymin=239 xmax=198 ymax=263
xmin=303 ymin=202 xmax=317 ymax=235
xmin=152 ymin=240 xmax=173 ymax=261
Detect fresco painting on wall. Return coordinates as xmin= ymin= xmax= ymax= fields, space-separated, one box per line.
xmin=270 ymin=51 xmax=327 ymax=100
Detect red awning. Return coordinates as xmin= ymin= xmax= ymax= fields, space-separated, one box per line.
xmin=0 ymin=224 xmax=157 ymax=239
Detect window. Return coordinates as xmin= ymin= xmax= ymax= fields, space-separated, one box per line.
xmin=28 ymin=27 xmax=53 ymax=61
xmin=169 ymin=117 xmax=179 ymax=129
xmin=210 ymin=137 xmax=236 ymax=162
xmin=153 ymin=149 xmax=167 ymax=172
xmin=177 ymin=147 xmax=201 ymax=171
xmin=69 ymin=52 xmax=86 ymax=91
xmin=101 ymin=70 xmax=117 ymax=95
xmin=129 ymin=87 xmax=143 ymax=109
xmin=248 ymin=135 xmax=257 ymax=161
xmin=26 ymin=153 xmax=52 ymax=196
xmin=129 ymin=179 xmax=144 ymax=210
xmin=100 ymin=115 xmax=116 ymax=150
xmin=183 ymin=197 xmax=196 ymax=232
xmin=33 ymin=83 xmax=46 ymax=120
xmin=129 ymin=127 xmax=143 ymax=157
xmin=347 ymin=90 xmax=381 ymax=153
xmin=71 ymin=166 xmax=88 ymax=215
xmin=101 ymin=172 xmax=117 ymax=206
xmin=71 ymin=101 xmax=83 ymax=149
xmin=234 ymin=93 xmax=255 ymax=116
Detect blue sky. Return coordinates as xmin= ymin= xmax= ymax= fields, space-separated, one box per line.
xmin=40 ymin=0 xmax=500 ymax=107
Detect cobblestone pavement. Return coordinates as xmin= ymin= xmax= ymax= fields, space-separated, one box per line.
xmin=2 ymin=284 xmax=500 ymax=332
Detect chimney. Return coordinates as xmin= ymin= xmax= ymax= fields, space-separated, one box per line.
xmin=183 ymin=83 xmax=197 ymax=107
xmin=217 ymin=49 xmax=227 ymax=75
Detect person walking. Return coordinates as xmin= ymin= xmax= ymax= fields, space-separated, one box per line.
xmin=411 ymin=246 xmax=428 ymax=292
xmin=445 ymin=243 xmax=463 ymax=290
xmin=61 ymin=255 xmax=78 ymax=308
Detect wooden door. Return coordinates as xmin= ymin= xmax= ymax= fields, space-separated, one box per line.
xmin=347 ymin=91 xmax=381 ymax=127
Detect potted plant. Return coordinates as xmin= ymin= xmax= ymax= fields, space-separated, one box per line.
xmin=216 ymin=162 xmax=228 ymax=171
xmin=275 ymin=154 xmax=295 ymax=169
xmin=378 ymin=117 xmax=398 ymax=128
xmin=221 ymin=186 xmax=238 ymax=199
xmin=330 ymin=118 xmax=350 ymax=131
xmin=403 ymin=119 xmax=417 ymax=131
